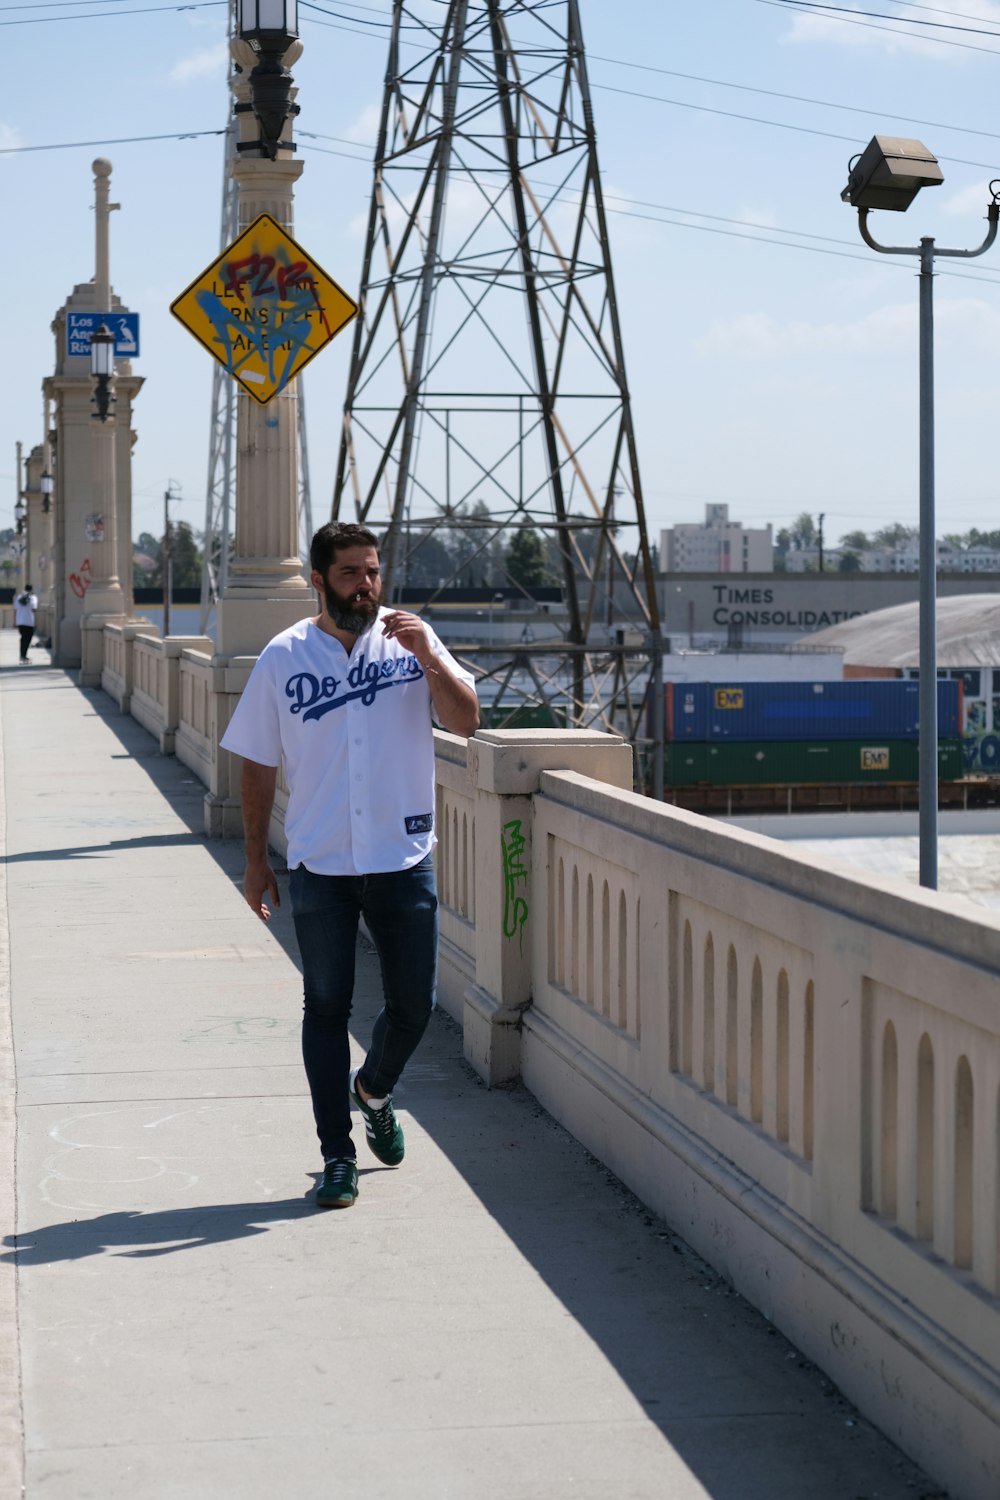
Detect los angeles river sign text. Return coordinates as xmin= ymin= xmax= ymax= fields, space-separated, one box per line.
xmin=170 ymin=214 xmax=359 ymax=405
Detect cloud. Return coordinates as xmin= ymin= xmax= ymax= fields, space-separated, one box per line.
xmin=696 ymin=299 xmax=1000 ymax=359
xmin=780 ymin=1 xmax=1000 ymax=60
xmin=169 ymin=43 xmax=229 ymax=83
xmin=0 ymin=122 xmax=23 ymax=155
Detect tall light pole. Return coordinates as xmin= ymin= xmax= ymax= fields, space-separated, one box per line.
xmin=843 ymin=136 xmax=999 ymax=889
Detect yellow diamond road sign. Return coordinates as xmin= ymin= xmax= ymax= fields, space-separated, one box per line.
xmin=170 ymin=213 xmax=359 ymax=405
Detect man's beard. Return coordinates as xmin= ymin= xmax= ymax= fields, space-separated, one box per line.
xmin=323 ymin=580 xmax=380 ymax=636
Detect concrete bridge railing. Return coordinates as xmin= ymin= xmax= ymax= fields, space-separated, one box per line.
xmin=434 ymin=728 xmax=1000 ymax=1500
xmin=104 ymin=625 xmax=1000 ymax=1500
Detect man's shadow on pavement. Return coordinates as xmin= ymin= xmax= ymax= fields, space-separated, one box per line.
xmin=1 ymin=1176 xmax=384 ymax=1263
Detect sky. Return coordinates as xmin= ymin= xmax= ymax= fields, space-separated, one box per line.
xmin=3 ymin=0 xmax=1000 ymax=555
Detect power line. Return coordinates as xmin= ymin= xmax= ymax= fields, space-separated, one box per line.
xmin=0 ymin=128 xmax=224 ymax=153
xmin=584 ymin=55 xmax=1000 ymax=145
xmin=590 ymin=81 xmax=1000 ymax=173
xmin=767 ymin=0 xmax=1000 ymax=38
xmin=0 ymin=0 xmax=223 ymax=24
xmin=755 ymin=0 xmax=1000 ymax=55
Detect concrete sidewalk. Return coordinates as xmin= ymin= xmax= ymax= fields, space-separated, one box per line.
xmin=0 ymin=636 xmax=943 ymax=1500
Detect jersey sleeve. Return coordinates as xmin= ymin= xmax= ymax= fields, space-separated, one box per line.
xmin=219 ymin=650 xmax=283 ymax=767
xmin=425 ymin=623 xmax=477 ymax=692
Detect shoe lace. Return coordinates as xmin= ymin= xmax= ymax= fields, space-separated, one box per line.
xmin=370 ymin=1100 xmax=396 ymax=1136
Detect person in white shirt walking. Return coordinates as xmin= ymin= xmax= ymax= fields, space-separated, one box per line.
xmin=221 ymin=523 xmax=479 ymax=1208
xmin=13 ymin=584 xmax=38 ymax=664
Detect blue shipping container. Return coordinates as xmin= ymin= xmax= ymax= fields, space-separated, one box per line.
xmin=665 ymin=679 xmax=961 ymax=743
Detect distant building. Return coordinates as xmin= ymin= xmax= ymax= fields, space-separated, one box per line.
xmin=782 ymin=545 xmax=844 ymax=573
xmin=860 ymin=541 xmax=1000 ymax=574
xmin=784 ymin=540 xmax=1000 ymax=574
xmin=662 ymin=504 xmax=773 ymax=574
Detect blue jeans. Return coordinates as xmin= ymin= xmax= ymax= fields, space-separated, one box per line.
xmin=289 ymin=857 xmax=438 ymax=1161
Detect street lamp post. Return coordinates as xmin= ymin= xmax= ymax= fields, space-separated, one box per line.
xmin=842 ymin=135 xmax=1000 ymax=889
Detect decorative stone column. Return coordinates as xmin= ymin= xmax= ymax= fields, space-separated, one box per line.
xmin=206 ymin=39 xmax=313 ymax=837
xmin=21 ymin=445 xmax=45 ymax=606
xmin=78 ymin=159 xmax=127 ymax=685
xmin=47 ymin=158 xmax=142 ymax=668
xmin=214 ymin=43 xmax=312 ymax=659
xmin=463 ymin=729 xmax=634 ymax=1085
xmin=38 ymin=392 xmax=56 ymax=633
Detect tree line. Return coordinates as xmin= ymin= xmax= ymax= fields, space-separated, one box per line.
xmin=134 ymin=502 xmax=640 ymax=592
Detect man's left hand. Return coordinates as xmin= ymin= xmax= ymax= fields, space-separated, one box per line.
xmin=381 ymin=610 xmax=432 ymax=663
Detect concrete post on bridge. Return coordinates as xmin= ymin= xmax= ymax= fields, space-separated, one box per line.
xmin=46 ymin=158 xmax=143 ymax=669
xmin=462 ymin=730 xmax=634 ymax=1086
xmin=203 ymin=34 xmax=315 ymax=838
xmin=19 ymin=445 xmax=47 ymax=616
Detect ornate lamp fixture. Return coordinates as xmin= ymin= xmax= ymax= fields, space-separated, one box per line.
xmin=90 ymin=323 xmax=115 ymax=422
xmin=236 ymin=0 xmax=300 ymax=160
xmin=40 ymin=471 xmax=53 ymax=516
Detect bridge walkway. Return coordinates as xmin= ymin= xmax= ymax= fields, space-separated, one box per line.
xmin=0 ymin=637 xmax=939 ymax=1499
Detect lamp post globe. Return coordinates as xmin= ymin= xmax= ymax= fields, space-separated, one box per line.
xmin=90 ymin=322 xmax=115 ymax=422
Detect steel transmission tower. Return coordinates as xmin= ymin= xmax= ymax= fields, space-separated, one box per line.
xmin=200 ymin=1 xmax=315 ymax=633
xmin=332 ymin=0 xmax=663 ymax=792
xmin=199 ymin=109 xmax=238 ymax=632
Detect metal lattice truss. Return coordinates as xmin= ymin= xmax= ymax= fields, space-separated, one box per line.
xmin=333 ymin=0 xmax=663 ymax=771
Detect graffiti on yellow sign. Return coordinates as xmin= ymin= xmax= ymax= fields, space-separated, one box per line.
xmin=170 ymin=213 xmax=359 ymax=405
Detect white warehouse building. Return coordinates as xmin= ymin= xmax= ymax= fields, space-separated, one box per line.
xmin=662 ymin=503 xmax=773 ymax=574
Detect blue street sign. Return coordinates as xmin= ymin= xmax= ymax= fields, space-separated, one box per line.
xmin=67 ymin=312 xmax=140 ymax=359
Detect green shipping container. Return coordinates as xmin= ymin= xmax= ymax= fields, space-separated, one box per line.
xmin=482 ymin=703 xmax=568 ymax=729
xmin=665 ymin=738 xmax=963 ymax=787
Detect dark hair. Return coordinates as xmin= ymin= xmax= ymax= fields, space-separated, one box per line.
xmin=309 ymin=522 xmax=380 ymax=577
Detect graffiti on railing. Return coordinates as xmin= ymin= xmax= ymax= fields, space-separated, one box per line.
xmin=69 ymin=558 xmax=92 ymax=600
xmin=501 ymin=818 xmax=529 ymax=946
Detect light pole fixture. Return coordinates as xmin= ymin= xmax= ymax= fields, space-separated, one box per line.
xmin=14 ymin=494 xmax=25 ymax=535
xmin=90 ymin=322 xmax=115 ymax=422
xmin=236 ymin=0 xmax=300 ymax=160
xmin=40 ymin=470 xmax=53 ymax=516
xmin=843 ymin=134 xmax=1000 ymax=889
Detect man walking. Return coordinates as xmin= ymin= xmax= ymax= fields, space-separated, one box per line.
xmin=14 ymin=583 xmax=37 ymax=664
xmin=221 ymin=523 xmax=479 ymax=1208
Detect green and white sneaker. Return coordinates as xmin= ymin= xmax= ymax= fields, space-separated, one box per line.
xmin=316 ymin=1157 xmax=358 ymax=1208
xmin=349 ymin=1068 xmax=405 ymax=1166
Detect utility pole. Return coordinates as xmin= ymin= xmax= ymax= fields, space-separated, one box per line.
xmin=818 ymin=512 xmax=825 ymax=573
xmin=163 ymin=480 xmax=181 ymax=637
